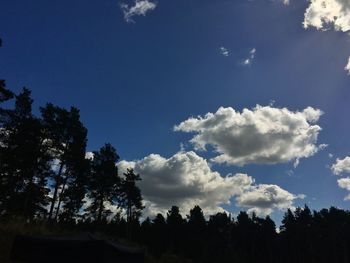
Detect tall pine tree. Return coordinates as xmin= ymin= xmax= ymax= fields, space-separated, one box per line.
xmin=40 ymin=104 xmax=88 ymax=221
xmin=0 ymin=88 xmax=50 ymax=219
xmin=86 ymin=143 xmax=120 ymax=222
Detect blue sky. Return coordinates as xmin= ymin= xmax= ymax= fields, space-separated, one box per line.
xmin=2 ymin=0 xmax=350 ymax=222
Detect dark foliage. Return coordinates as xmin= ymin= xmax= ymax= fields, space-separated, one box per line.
xmin=86 ymin=143 xmax=120 ymax=222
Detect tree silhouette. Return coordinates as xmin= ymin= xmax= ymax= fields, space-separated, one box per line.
xmin=151 ymin=213 xmax=167 ymax=256
xmin=119 ymin=168 xmax=144 ymax=222
xmin=166 ymin=206 xmax=185 ymax=252
xmin=0 ymin=88 xmax=50 ymax=219
xmin=186 ymin=205 xmax=206 ymax=261
xmin=59 ymin=157 xmax=90 ymax=223
xmin=40 ymin=104 xmax=87 ymax=221
xmin=86 ymin=143 xmax=120 ymax=222
xmin=188 ymin=205 xmax=206 ymax=229
xmin=119 ymin=168 xmax=144 ymax=239
xmin=0 ymin=80 xmax=13 ymax=104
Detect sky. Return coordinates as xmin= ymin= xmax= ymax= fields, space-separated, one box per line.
xmin=2 ymin=0 xmax=350 ymax=223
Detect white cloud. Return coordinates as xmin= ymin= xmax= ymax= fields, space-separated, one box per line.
xmin=174 ymin=105 xmax=325 ymax=166
xmin=302 ymin=0 xmax=350 ymax=73
xmin=219 ymin=47 xmax=230 ymax=57
xmin=332 ymin=156 xmax=350 ymax=175
xmin=333 ymin=157 xmax=350 ymax=200
xmin=338 ymin=177 xmax=350 ymax=190
xmin=236 ymin=184 xmax=300 ymax=216
xmin=120 ymin=0 xmax=157 ymax=23
xmin=297 ymin=193 xmax=307 ymax=199
xmin=118 ymin=151 xmax=250 ymax=216
xmin=337 ymin=177 xmax=350 ymax=200
xmin=243 ymin=48 xmax=256 ymax=66
xmin=303 ymin=0 xmax=350 ymax=32
xmin=118 ymin=151 xmax=301 ymax=217
xmin=85 ymin=152 xmax=94 ymax=160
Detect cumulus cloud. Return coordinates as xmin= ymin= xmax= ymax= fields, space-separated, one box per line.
xmin=303 ymin=0 xmax=350 ymax=32
xmin=236 ymin=184 xmax=299 ymax=216
xmin=120 ymin=0 xmax=157 ymax=23
xmin=332 ymin=156 xmax=350 ymax=175
xmin=174 ymin=105 xmax=325 ymax=167
xmin=118 ymin=151 xmax=302 ymax=217
xmin=118 ymin=151 xmax=250 ymax=216
xmin=302 ymin=0 xmax=350 ymax=73
xmin=219 ymin=47 xmax=230 ymax=57
xmin=337 ymin=177 xmax=350 ymax=200
xmin=332 ymin=157 xmax=350 ymax=200
xmin=243 ymin=48 xmax=256 ymax=66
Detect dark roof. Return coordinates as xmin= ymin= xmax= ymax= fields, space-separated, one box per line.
xmin=10 ymin=233 xmax=144 ymax=263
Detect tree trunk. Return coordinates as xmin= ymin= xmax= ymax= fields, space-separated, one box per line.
xmin=22 ymin=175 xmax=34 ymax=220
xmin=127 ymin=201 xmax=132 ymax=240
xmin=48 ymin=162 xmax=64 ymax=220
xmin=97 ymin=196 xmax=104 ymax=222
xmin=54 ymin=176 xmax=68 ymax=221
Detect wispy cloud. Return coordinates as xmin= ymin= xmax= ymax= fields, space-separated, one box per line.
xmin=219 ymin=46 xmax=230 ymax=57
xmin=242 ymin=48 xmax=256 ymax=66
xmin=120 ymin=0 xmax=157 ymax=23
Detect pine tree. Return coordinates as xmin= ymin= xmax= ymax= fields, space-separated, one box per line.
xmin=118 ymin=168 xmax=144 ymax=240
xmin=166 ymin=206 xmax=185 ymax=251
xmin=59 ymin=157 xmax=90 ymax=223
xmin=86 ymin=143 xmax=120 ymax=222
xmin=40 ymin=104 xmax=88 ymax=221
xmin=119 ymin=168 xmax=144 ymax=224
xmin=0 ymin=88 xmax=50 ymax=219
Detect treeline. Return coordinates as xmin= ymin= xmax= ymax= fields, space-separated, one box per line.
xmin=0 ymin=83 xmax=143 ymax=225
xmin=106 ymin=205 xmax=350 ymax=263
xmin=25 ymin=204 xmax=349 ymax=263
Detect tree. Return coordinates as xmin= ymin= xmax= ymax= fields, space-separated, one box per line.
xmin=0 ymin=80 xmax=14 ymax=106
xmin=0 ymin=42 xmax=15 ymax=213
xmin=86 ymin=143 xmax=120 ymax=222
xmin=167 ymin=206 xmax=184 ymax=226
xmin=151 ymin=213 xmax=167 ymax=256
xmin=40 ymin=104 xmax=88 ymax=221
xmin=166 ymin=206 xmax=185 ymax=251
xmin=59 ymin=157 xmax=90 ymax=223
xmin=188 ymin=205 xmax=206 ymax=229
xmin=0 ymin=88 xmax=50 ymax=219
xmin=119 ymin=168 xmax=144 ymax=239
xmin=0 ymin=40 xmax=14 ymax=122
xmin=119 ymin=168 xmax=144 ymax=223
xmin=0 ymin=80 xmax=14 ymax=152
xmin=186 ymin=205 xmax=206 ymax=260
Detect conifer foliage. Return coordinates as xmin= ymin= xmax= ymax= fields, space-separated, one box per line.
xmin=0 ymin=85 xmax=143 ymax=224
